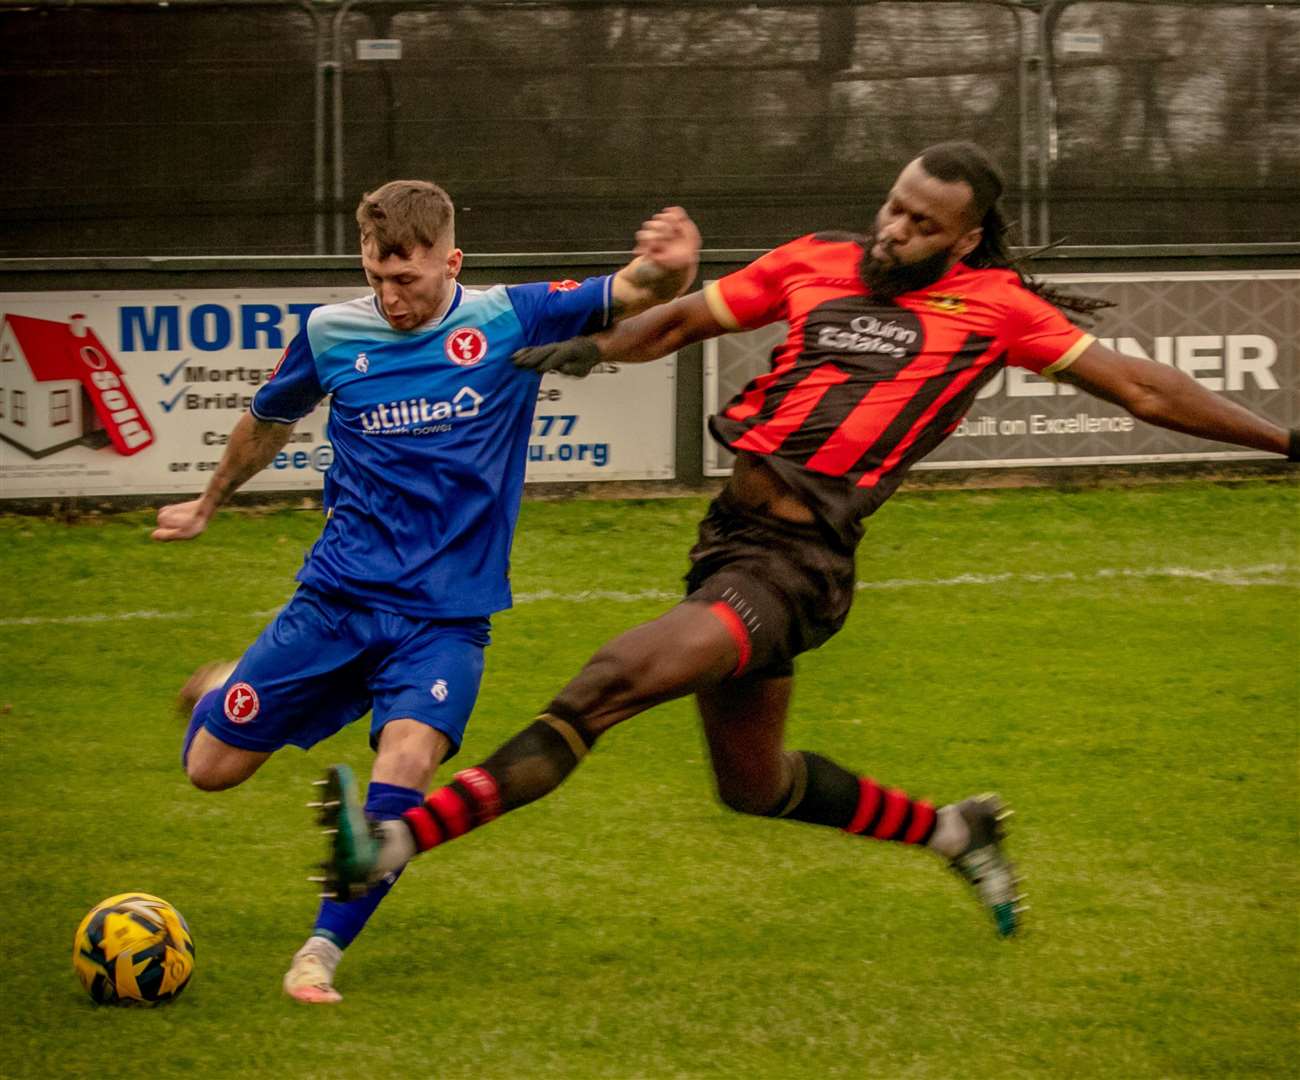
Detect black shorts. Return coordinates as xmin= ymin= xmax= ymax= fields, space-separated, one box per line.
xmin=684 ymin=492 xmax=857 ymax=679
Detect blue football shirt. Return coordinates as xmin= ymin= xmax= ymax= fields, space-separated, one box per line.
xmin=252 ymin=276 xmax=614 ymax=617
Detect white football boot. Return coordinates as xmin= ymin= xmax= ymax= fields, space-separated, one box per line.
xmin=282 ymin=936 xmax=343 ymax=1004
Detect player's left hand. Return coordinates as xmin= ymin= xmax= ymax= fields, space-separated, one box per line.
xmin=633 ymin=206 xmax=701 ymax=274
xmin=512 ymin=337 xmax=603 ymax=377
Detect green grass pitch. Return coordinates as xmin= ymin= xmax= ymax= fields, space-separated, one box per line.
xmin=1 ymin=479 xmax=1296 ymax=1079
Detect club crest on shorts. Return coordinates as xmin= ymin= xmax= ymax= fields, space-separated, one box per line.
xmin=446 ymin=328 xmax=488 ymax=366
xmin=430 ymin=678 xmax=449 ymax=702
xmin=223 ymin=682 xmax=260 ymax=724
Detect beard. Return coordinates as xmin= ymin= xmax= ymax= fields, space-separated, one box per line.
xmin=859 ymin=235 xmax=953 ymax=300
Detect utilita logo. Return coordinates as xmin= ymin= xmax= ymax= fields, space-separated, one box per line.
xmin=359 ymin=386 xmax=484 ymax=434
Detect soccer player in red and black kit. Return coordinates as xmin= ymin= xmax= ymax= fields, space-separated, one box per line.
xmin=318 ymin=142 xmax=1298 ymax=939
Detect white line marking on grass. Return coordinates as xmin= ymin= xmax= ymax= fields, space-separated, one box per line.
xmin=0 ymin=607 xmax=287 ymax=627
xmin=2 ymin=564 xmax=1293 ymax=627
xmin=0 ymin=609 xmax=182 ymax=626
xmin=854 ymin=563 xmax=1296 ymax=591
xmin=513 ymin=588 xmax=679 ymax=604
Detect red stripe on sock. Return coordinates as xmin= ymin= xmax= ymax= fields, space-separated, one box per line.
xmin=403 ymin=806 xmax=443 ymax=852
xmin=872 ymin=788 xmax=909 ymax=840
xmin=454 ymin=767 xmax=502 ymax=824
xmin=844 ymin=778 xmax=882 ymax=835
xmin=708 ymin=601 xmax=752 ymax=676
xmin=427 ymin=787 xmax=471 ymax=839
xmin=904 ymin=800 xmax=936 ymax=845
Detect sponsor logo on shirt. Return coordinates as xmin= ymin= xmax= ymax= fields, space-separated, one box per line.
xmin=358 ymin=386 xmax=484 ymax=434
xmin=817 ymin=314 xmax=919 ymax=359
xmin=548 ymin=279 xmax=580 ymax=293
xmin=446 ymin=327 xmax=488 ymax=366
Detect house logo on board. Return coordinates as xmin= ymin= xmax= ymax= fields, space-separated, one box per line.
xmin=0 ymin=313 xmax=154 ymax=459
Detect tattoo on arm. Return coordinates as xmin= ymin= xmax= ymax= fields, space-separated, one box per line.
xmin=202 ymin=414 xmax=296 ymax=509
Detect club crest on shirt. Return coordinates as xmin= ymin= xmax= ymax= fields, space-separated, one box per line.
xmin=924 ymin=293 xmax=967 ymax=314
xmin=355 ymin=352 xmax=369 ymax=373
xmin=446 ymin=327 xmax=488 ymax=366
xmin=223 ymin=682 xmax=260 ymax=724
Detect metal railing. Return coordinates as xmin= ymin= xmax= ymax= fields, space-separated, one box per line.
xmin=0 ymin=0 xmax=1295 ymax=255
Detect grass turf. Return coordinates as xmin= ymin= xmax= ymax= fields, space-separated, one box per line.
xmin=0 ymin=479 xmax=1296 ymax=1079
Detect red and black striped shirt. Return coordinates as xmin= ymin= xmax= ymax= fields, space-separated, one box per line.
xmin=705 ymin=232 xmax=1094 ymax=548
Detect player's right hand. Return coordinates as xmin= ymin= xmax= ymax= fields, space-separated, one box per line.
xmin=633 ymin=206 xmax=701 ymax=275
xmin=512 ymin=337 xmax=604 ymax=377
xmin=151 ymin=498 xmax=213 ymax=542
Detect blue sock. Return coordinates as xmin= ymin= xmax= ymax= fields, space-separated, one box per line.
xmin=180 ymin=689 xmax=220 ymax=770
xmin=312 ymin=780 xmax=423 ymax=950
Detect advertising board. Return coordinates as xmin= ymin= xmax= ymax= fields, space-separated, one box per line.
xmin=0 ymin=288 xmax=675 ymax=497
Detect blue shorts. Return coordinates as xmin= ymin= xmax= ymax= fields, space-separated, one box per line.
xmin=196 ymin=587 xmax=490 ymax=759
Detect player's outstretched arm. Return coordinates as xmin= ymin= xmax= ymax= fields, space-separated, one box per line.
xmin=1059 ymin=341 xmax=1297 ymax=458
xmin=151 ymin=411 xmax=298 ymax=541
xmin=608 ymin=206 xmax=701 ymax=320
xmin=513 ymin=290 xmax=727 ymax=377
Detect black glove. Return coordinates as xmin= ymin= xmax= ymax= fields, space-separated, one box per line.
xmin=512 ymin=337 xmax=603 ymax=378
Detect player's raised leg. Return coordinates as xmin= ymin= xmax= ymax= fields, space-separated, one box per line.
xmin=318 ymin=601 xmax=742 ymax=899
xmin=696 ymin=679 xmax=1023 ymax=937
xmin=177 ymin=590 xmax=371 ymax=794
xmin=178 ymin=661 xmax=272 ymax=791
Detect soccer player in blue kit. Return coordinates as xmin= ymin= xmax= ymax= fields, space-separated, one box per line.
xmin=151 ymin=180 xmax=701 ymax=1002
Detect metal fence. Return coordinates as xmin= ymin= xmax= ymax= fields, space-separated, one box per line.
xmin=1 ymin=0 xmax=1295 ymax=257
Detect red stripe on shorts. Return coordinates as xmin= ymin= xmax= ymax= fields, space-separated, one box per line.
xmin=708 ymin=600 xmax=753 ymax=676
xmin=427 ymin=786 xmax=471 ymax=839
xmin=844 ymin=777 xmax=882 ymax=835
xmin=872 ymin=788 xmax=909 ymax=840
xmin=403 ymin=806 xmax=444 ymax=852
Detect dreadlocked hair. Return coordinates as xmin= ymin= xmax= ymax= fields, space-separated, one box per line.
xmin=920 ymin=142 xmax=1113 ymax=324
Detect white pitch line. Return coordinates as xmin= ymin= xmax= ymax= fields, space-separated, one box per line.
xmin=512 ymin=588 xmax=679 ymax=604
xmin=1 ymin=563 xmax=1293 ymax=628
xmin=853 ymin=563 xmax=1296 ymax=590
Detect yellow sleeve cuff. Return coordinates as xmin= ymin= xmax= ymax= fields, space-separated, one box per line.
xmin=1042 ymin=332 xmax=1096 ymax=377
xmin=703 ymin=281 xmax=742 ymax=332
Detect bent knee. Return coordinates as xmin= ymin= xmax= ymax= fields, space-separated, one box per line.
xmin=715 ymin=783 xmax=779 ymax=817
xmin=184 ymin=731 xmax=265 ymax=791
xmin=374 ymin=719 xmax=451 ymax=787
xmin=185 ymin=760 xmax=242 ymax=792
xmin=549 ymin=646 xmax=640 ymax=720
